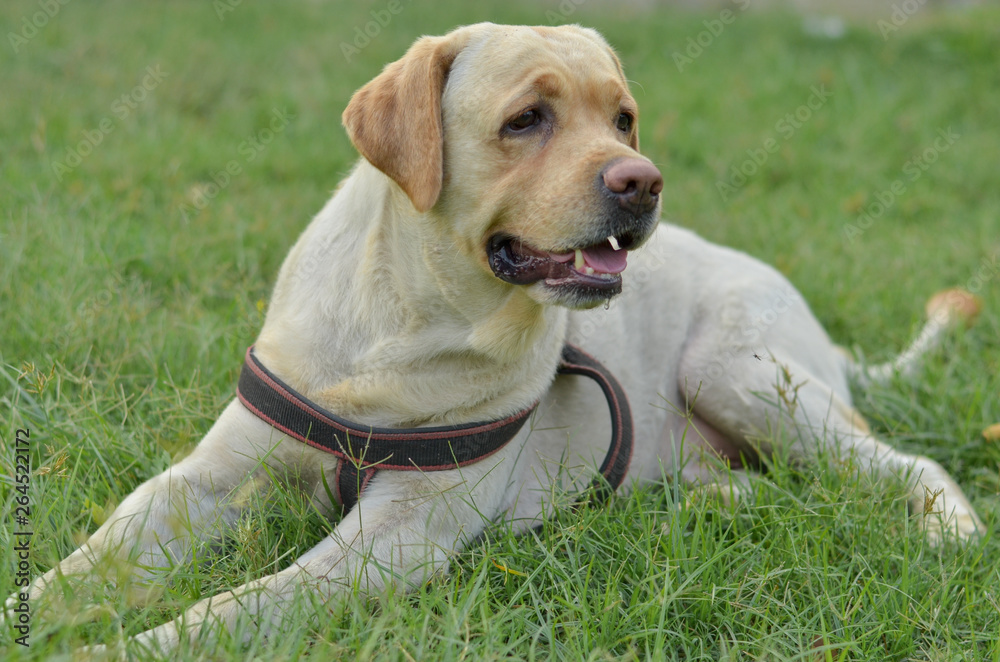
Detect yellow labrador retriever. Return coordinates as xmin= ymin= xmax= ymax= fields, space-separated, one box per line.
xmin=6 ymin=22 xmax=983 ymax=652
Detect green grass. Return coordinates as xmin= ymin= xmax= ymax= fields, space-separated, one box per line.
xmin=2 ymin=0 xmax=999 ymax=659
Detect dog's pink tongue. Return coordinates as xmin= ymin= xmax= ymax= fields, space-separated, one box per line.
xmin=581 ymin=245 xmax=628 ymax=274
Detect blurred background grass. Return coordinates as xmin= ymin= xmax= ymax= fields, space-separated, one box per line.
xmin=3 ymin=1 xmax=998 ymax=368
xmin=1 ymin=1 xmax=999 ymax=659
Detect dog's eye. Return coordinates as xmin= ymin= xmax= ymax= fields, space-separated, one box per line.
xmin=507 ymin=109 xmax=541 ymax=133
xmin=616 ymin=112 xmax=633 ymax=133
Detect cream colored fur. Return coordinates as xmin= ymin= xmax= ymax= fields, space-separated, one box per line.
xmin=3 ymin=23 xmax=983 ymax=655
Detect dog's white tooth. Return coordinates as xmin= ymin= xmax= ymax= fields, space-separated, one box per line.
xmin=585 ymin=266 xmax=595 ymax=275
xmin=608 ymin=235 xmax=621 ymax=251
xmin=574 ymin=248 xmax=585 ymax=270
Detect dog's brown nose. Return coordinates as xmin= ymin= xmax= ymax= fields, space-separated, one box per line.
xmin=602 ymin=158 xmax=663 ymax=216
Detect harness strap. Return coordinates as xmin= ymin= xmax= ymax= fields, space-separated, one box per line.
xmin=237 ymin=345 xmax=535 ymax=509
xmin=557 ymin=344 xmax=633 ymax=503
xmin=236 ymin=343 xmax=632 ymax=511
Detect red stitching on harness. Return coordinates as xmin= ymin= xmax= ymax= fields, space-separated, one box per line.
xmin=237 ymin=343 xmax=632 ymax=511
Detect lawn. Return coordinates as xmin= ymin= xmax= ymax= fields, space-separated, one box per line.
xmin=2 ymin=0 xmax=999 ymax=659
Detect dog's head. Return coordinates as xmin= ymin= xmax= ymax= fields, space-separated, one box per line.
xmin=343 ymin=23 xmax=662 ymax=310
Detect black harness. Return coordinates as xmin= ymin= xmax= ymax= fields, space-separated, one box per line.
xmin=237 ymin=344 xmax=633 ymax=511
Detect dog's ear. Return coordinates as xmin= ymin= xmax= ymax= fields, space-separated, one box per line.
xmin=342 ymin=34 xmax=467 ymax=213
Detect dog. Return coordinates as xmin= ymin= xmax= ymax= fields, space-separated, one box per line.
xmin=5 ymin=22 xmax=984 ymax=654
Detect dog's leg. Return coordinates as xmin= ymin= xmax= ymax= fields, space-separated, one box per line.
xmin=680 ymin=352 xmax=983 ymax=543
xmin=677 ymin=414 xmax=755 ymax=509
xmin=95 ymin=451 xmax=513 ymax=654
xmin=4 ymin=400 xmax=302 ymax=620
xmin=682 ymin=467 xmax=753 ymax=510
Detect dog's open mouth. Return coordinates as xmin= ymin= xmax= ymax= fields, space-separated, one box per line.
xmin=488 ymin=233 xmax=635 ymax=297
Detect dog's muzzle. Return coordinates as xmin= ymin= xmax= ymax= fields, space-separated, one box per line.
xmin=487 ymin=158 xmax=662 ymax=303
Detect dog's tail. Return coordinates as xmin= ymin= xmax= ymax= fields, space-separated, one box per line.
xmin=846 ymin=288 xmax=981 ymax=388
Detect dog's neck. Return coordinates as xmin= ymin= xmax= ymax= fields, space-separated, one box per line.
xmin=254 ymin=162 xmax=567 ymax=427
